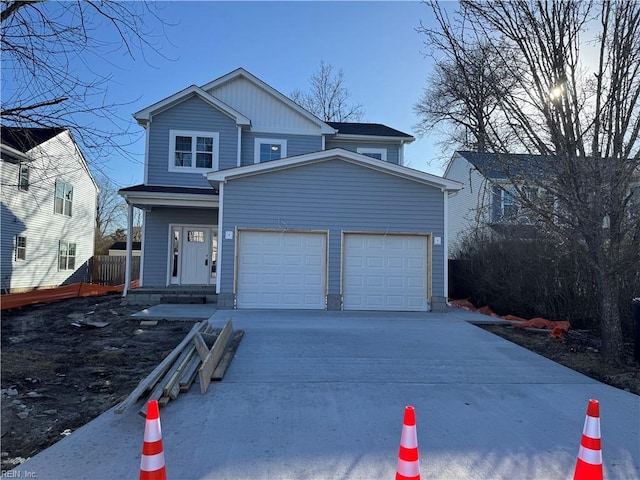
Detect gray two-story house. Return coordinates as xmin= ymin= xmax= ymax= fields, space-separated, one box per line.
xmin=120 ymin=68 xmax=461 ymax=311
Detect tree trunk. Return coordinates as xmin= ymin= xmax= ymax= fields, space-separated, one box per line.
xmin=596 ymin=268 xmax=624 ymax=364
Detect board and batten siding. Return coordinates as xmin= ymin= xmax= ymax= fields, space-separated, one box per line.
xmin=0 ymin=132 xmax=96 ymax=291
xmin=205 ymin=76 xmax=321 ymax=134
xmin=240 ymin=132 xmax=322 ymax=166
xmin=146 ymin=96 xmax=238 ymax=187
xmin=219 ymin=159 xmax=446 ymax=298
xmin=142 ymin=207 xmax=217 ymax=286
xmin=324 ymin=139 xmax=401 ymax=164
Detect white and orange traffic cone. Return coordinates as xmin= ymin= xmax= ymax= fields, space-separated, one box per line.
xmin=573 ymin=399 xmax=603 ymax=480
xmin=140 ymin=400 xmax=167 ymax=480
xmin=396 ymin=405 xmax=420 ymax=480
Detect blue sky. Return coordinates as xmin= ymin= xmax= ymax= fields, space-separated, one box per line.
xmin=69 ymin=1 xmax=449 ymax=187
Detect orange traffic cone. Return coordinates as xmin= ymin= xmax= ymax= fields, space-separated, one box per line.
xmin=140 ymin=400 xmax=167 ymax=480
xmin=573 ymin=399 xmax=603 ymax=480
xmin=396 ymin=406 xmax=420 ymax=480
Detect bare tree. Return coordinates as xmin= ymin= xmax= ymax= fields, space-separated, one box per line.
xmin=291 ymin=61 xmax=364 ymax=122
xmin=1 ymin=1 xmax=169 ymax=167
xmin=422 ymin=0 xmax=640 ymax=363
xmin=415 ymin=2 xmax=517 ymax=152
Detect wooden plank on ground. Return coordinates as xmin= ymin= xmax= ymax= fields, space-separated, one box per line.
xmin=212 ymin=330 xmax=244 ymax=381
xmin=193 ymin=333 xmax=209 ymax=360
xmin=164 ymin=347 xmax=197 ymax=399
xmin=178 ymin=325 xmax=215 ymax=392
xmin=114 ymin=321 xmax=203 ymax=414
xmin=198 ymin=318 xmax=233 ymax=394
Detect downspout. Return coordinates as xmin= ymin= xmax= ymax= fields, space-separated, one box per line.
xmin=123 ymin=202 xmax=133 ymax=297
xmin=236 ymin=126 xmax=242 ymax=167
xmin=216 ymin=182 xmax=224 ymax=294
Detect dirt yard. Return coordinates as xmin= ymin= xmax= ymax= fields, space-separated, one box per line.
xmin=478 ymin=324 xmax=640 ymax=395
xmin=2 ymin=296 xmax=639 ymax=472
xmin=1 ymin=294 xmax=195 ymax=472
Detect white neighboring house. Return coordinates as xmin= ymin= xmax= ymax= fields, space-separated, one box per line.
xmin=1 ymin=126 xmax=97 ymax=293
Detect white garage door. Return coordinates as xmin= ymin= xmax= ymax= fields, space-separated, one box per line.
xmin=237 ymin=231 xmax=326 ymax=309
xmin=343 ymin=234 xmax=429 ymax=311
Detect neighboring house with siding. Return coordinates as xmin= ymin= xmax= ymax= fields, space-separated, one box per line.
xmin=119 ymin=68 xmax=462 ymax=311
xmin=1 ymin=126 xmax=97 ymax=293
xmin=444 ymin=150 xmax=640 ymax=254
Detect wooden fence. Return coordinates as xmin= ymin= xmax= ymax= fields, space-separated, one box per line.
xmin=92 ymin=255 xmax=140 ymax=286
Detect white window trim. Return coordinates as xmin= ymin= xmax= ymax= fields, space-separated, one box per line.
xmin=15 ymin=235 xmax=26 ymax=261
xmin=357 ymin=147 xmax=387 ymax=161
xmin=54 ymin=179 xmax=73 ymax=217
xmin=18 ymin=163 xmax=29 ymax=192
xmin=254 ymin=138 xmax=287 ymax=164
xmin=58 ymin=240 xmax=77 ymax=271
xmin=169 ymin=130 xmax=219 ymax=173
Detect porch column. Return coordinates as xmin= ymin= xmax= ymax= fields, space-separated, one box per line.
xmin=123 ymin=203 xmax=133 ymax=297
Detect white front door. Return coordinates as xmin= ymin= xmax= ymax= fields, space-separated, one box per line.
xmin=170 ymin=225 xmax=217 ymax=285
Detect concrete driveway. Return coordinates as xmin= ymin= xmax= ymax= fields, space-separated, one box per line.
xmin=12 ymin=309 xmax=639 ymax=479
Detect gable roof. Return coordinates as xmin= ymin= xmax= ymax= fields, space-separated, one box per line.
xmin=1 ymin=126 xmax=65 ymax=152
xmin=200 ymin=67 xmax=336 ymax=135
xmin=207 ymin=148 xmax=461 ymax=191
xmin=456 ymin=151 xmax=549 ymax=180
xmin=133 ymin=85 xmax=251 ymax=127
xmin=327 ymin=122 xmax=414 ymax=141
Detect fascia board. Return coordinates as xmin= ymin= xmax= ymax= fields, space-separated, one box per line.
xmin=332 ymin=133 xmax=415 ymax=144
xmin=207 ymin=148 xmax=462 ymax=191
xmin=120 ymin=191 xmax=219 ymax=208
xmin=133 ymin=85 xmax=250 ymax=127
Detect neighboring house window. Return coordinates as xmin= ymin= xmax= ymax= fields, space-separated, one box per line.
xmin=254 ymin=138 xmax=287 ymax=163
xmin=169 ymin=130 xmax=219 ymax=172
xmin=357 ymin=148 xmax=387 ymax=161
xmin=59 ymin=241 xmax=76 ymax=270
xmin=18 ymin=164 xmax=29 ymax=191
xmin=15 ymin=236 xmax=26 ymax=261
xmin=54 ymin=179 xmax=73 ymax=216
xmin=492 ymin=185 xmax=519 ymax=221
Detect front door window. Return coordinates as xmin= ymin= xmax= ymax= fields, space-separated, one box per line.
xmin=169 ymin=225 xmax=216 ymax=285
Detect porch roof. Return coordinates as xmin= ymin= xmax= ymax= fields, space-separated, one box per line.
xmin=118 ymin=184 xmax=219 ymax=209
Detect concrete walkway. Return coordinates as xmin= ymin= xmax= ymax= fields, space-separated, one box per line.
xmin=13 ymin=309 xmax=640 ymax=479
xmin=131 ymin=303 xmax=218 ymax=320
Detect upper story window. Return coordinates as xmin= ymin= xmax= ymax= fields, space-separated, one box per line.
xmin=492 ymin=185 xmax=520 ymax=222
xmin=169 ymin=130 xmax=219 ymax=172
xmin=54 ymin=179 xmax=73 ymax=216
xmin=357 ymin=147 xmax=387 ymax=161
xmin=18 ymin=164 xmax=29 ymax=191
xmin=254 ymin=138 xmax=287 ymax=163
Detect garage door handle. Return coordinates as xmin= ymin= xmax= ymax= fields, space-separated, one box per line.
xmin=205 ymin=259 xmax=208 ymax=266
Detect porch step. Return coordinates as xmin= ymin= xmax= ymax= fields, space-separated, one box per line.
xmin=160 ymin=295 xmax=206 ymax=304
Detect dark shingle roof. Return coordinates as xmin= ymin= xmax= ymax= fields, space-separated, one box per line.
xmin=109 ymin=241 xmax=141 ymax=251
xmin=1 ymin=126 xmax=65 ymax=152
xmin=457 ymin=151 xmax=550 ymax=179
xmin=327 ymin=122 xmax=413 ymax=138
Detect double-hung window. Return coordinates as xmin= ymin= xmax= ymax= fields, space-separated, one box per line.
xmin=254 ymin=138 xmax=287 ymax=163
xmin=59 ymin=241 xmax=76 ymax=270
xmin=357 ymin=147 xmax=387 ymax=161
xmin=15 ymin=236 xmax=26 ymax=261
xmin=169 ymin=130 xmax=219 ymax=172
xmin=54 ymin=179 xmax=73 ymax=216
xmin=18 ymin=164 xmax=30 ymax=191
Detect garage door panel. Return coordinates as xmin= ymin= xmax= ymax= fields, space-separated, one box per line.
xmin=237 ymin=231 xmax=326 ymax=309
xmin=343 ymin=234 xmax=428 ymax=312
